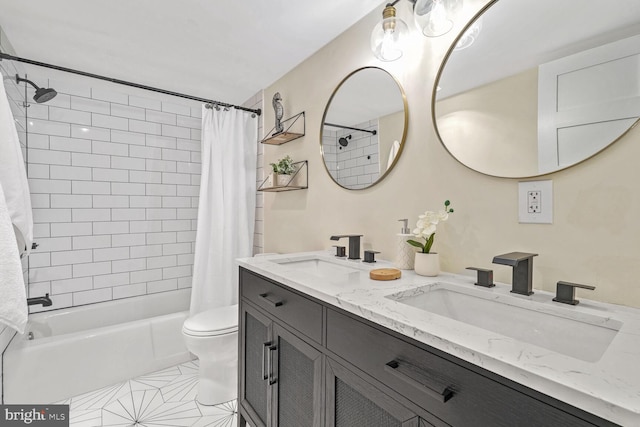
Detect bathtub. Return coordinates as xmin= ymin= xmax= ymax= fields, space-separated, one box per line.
xmin=3 ymin=289 xmax=193 ymax=404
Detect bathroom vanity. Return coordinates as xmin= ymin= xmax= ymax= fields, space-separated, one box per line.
xmin=237 ymin=252 xmax=640 ymax=426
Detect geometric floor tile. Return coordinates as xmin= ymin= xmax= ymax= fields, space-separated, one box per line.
xmin=62 ymin=360 xmax=239 ymax=427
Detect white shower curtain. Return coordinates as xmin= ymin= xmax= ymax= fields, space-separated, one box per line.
xmin=190 ymin=106 xmax=257 ymax=315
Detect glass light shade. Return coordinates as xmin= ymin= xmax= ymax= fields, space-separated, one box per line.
xmin=413 ymin=0 xmax=453 ymax=37
xmin=371 ymin=13 xmax=409 ymax=62
xmin=455 ymin=18 xmax=483 ymax=50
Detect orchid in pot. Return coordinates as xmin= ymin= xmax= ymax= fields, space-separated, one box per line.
xmin=407 ymin=200 xmax=454 ymax=276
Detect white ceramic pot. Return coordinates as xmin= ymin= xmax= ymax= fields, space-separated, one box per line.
xmin=276 ymin=173 xmax=292 ymax=186
xmin=414 ymin=252 xmax=440 ymax=276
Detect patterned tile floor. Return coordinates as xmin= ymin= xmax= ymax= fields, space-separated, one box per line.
xmin=57 ymin=360 xmax=238 ymax=426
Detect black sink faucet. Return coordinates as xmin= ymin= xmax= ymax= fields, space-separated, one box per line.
xmin=492 ymin=252 xmax=538 ymax=295
xmin=330 ymin=235 xmax=363 ymax=260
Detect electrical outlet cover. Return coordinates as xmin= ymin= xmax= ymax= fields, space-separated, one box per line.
xmin=518 ymin=180 xmax=553 ymax=223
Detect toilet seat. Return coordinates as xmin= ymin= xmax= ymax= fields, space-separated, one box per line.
xmin=183 ymin=304 xmax=238 ymax=337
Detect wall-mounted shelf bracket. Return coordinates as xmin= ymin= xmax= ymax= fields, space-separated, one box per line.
xmin=258 ymin=160 xmax=308 ymax=192
xmin=260 ymin=112 xmax=305 ymax=145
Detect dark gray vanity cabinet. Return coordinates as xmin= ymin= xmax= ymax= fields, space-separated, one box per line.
xmin=326 ymin=357 xmax=422 ymax=427
xmin=238 ymin=268 xmax=618 ymax=427
xmin=239 ymin=271 xmax=323 ymax=427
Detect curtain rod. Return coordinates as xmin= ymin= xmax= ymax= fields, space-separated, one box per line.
xmin=324 ymin=122 xmax=377 ymax=135
xmin=0 ymin=52 xmax=261 ymax=116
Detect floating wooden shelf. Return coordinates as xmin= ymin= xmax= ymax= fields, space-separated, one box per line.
xmin=258 ymin=160 xmax=308 ymax=192
xmin=261 ymin=112 xmax=305 ymax=145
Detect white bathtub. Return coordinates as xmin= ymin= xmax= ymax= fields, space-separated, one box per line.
xmin=3 ymin=289 xmax=193 ymax=404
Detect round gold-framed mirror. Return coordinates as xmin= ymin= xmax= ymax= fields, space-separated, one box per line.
xmin=433 ymin=0 xmax=640 ymax=178
xmin=321 ymin=66 xmax=408 ymax=190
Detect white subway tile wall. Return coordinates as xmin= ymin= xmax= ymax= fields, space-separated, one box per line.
xmin=334 ymin=121 xmax=380 ymax=189
xmin=24 ymin=75 xmax=204 ymax=311
xmin=2 ymin=52 xmax=262 ymax=321
xmin=22 ymin=79 xmax=263 ymax=312
xmin=242 ymin=91 xmax=264 ymax=255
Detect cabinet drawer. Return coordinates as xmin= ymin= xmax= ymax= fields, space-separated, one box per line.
xmin=326 ymin=308 xmax=603 ymax=427
xmin=241 ymin=268 xmax=322 ymax=344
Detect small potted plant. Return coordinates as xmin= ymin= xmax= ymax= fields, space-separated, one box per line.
xmin=270 ymin=155 xmax=297 ymax=187
xmin=407 ymin=200 xmax=454 ymax=276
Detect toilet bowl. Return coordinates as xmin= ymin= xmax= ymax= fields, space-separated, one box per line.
xmin=182 ymin=304 xmax=238 ymax=405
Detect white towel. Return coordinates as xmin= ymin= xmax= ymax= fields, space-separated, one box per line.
xmin=386 ymin=140 xmax=401 ymax=170
xmin=0 ymin=79 xmax=33 ymax=256
xmin=0 ymin=181 xmax=27 ymax=334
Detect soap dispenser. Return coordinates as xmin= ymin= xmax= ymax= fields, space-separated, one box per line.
xmin=394 ymin=219 xmax=415 ymax=270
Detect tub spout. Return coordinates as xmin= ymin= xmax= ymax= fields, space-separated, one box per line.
xmin=27 ymin=293 xmax=52 ymax=307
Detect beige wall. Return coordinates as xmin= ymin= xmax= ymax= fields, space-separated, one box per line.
xmin=262 ymin=0 xmax=640 ymax=308
xmin=437 ymin=68 xmax=539 ymax=176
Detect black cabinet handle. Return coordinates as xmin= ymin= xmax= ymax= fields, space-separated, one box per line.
xmin=259 ymin=293 xmax=283 ymax=307
xmin=268 ymin=345 xmax=277 ymax=385
xmin=384 ymin=360 xmax=454 ymax=403
xmin=262 ymin=342 xmax=270 ymax=381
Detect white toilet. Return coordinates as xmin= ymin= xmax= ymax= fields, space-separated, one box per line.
xmin=182 ymin=304 xmax=239 ymax=405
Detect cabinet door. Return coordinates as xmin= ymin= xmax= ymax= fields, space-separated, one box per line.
xmin=326 ymin=358 xmax=420 ymax=427
xmin=239 ymin=303 xmax=272 ymax=427
xmin=272 ymin=323 xmax=323 ymax=427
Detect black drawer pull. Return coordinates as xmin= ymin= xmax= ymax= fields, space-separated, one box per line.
xmin=262 ymin=342 xmax=270 ymax=380
xmin=259 ymin=293 xmax=283 ymax=307
xmin=268 ymin=345 xmax=277 ymax=385
xmin=385 ymin=360 xmax=454 ymax=403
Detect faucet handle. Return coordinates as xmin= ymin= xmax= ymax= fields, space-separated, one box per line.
xmin=553 ymin=281 xmax=595 ymax=305
xmin=333 ymin=245 xmax=346 ymax=258
xmin=363 ymin=250 xmax=380 ymax=263
xmin=466 ymin=267 xmax=494 ymax=288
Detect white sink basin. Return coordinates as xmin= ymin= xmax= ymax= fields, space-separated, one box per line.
xmin=271 ymin=256 xmax=365 ymax=277
xmin=386 ymin=283 xmax=622 ymax=363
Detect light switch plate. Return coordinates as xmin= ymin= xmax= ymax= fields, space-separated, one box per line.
xmin=518 ymin=180 xmax=553 ymax=223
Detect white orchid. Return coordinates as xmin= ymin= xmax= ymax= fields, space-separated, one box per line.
xmin=407 ymin=200 xmax=454 ymax=253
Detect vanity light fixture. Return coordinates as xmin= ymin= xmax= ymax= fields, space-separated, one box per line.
xmin=412 ymin=0 xmax=454 ymax=37
xmin=371 ymin=0 xmax=459 ymax=61
xmin=454 ymin=18 xmax=482 ymax=50
xmin=371 ymin=1 xmax=409 ymax=62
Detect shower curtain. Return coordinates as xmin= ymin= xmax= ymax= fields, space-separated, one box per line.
xmin=190 ymin=106 xmax=257 ymax=315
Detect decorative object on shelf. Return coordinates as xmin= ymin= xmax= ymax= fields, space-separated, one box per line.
xmin=258 ymin=160 xmax=308 ymax=192
xmin=269 ymin=155 xmax=296 ymax=186
xmin=407 ymin=200 xmax=454 ymax=276
xmin=272 ymin=92 xmax=284 ymax=135
xmin=260 ymin=111 xmax=305 ymax=145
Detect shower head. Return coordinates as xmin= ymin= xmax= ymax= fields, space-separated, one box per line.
xmin=15 ymin=74 xmax=57 ymax=103
xmin=338 ymin=135 xmax=352 ymax=147
xmin=34 ymin=87 xmax=57 ymax=103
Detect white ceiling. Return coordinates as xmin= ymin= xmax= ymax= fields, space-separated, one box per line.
xmin=0 ymin=0 xmax=383 ymax=105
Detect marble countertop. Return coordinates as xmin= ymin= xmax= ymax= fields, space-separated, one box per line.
xmin=238 ymin=251 xmax=640 ymax=426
